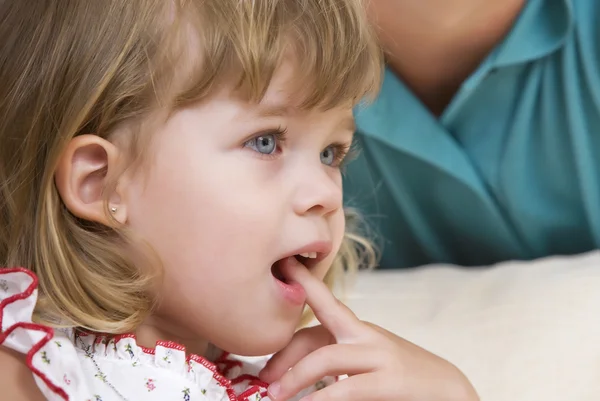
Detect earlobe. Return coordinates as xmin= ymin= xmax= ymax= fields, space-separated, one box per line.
xmin=54 ymin=135 xmax=127 ymax=225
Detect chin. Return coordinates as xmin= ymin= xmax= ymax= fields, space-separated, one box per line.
xmin=214 ymin=324 xmax=297 ymax=357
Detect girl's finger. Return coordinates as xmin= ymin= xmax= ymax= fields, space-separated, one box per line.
xmin=267 ymin=344 xmax=378 ymax=401
xmin=283 ymin=261 xmax=364 ymax=342
xmin=299 ymin=373 xmax=391 ymax=401
xmin=260 ymin=325 xmax=333 ymax=383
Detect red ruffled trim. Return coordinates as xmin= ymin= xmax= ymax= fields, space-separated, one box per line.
xmin=217 ymin=353 xmax=269 ymax=400
xmin=76 ymin=332 xmax=269 ymax=401
xmin=0 ymin=267 xmax=69 ymax=400
xmin=0 ymin=268 xmax=270 ymax=401
xmin=216 ymin=351 xmax=244 ymax=376
xmin=233 ymin=374 xmax=270 ymax=401
xmin=238 ymin=387 xmax=269 ymax=401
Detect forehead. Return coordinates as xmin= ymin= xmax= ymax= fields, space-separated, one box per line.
xmin=242 ymin=59 xmax=355 ymax=130
xmin=231 ymin=54 xmax=354 ymax=115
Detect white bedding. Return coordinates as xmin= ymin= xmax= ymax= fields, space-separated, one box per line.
xmin=343 ymin=251 xmax=600 ymax=401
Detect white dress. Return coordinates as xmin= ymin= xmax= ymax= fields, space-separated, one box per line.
xmin=0 ymin=268 xmax=333 ymax=401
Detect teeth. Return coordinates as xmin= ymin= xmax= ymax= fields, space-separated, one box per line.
xmin=299 ymin=252 xmax=317 ymax=259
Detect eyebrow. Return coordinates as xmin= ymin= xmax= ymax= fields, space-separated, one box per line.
xmin=256 ymin=104 xmax=293 ymax=118
xmin=256 ymin=104 xmax=356 ymax=132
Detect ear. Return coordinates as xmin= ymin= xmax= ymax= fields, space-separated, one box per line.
xmin=54 ymin=135 xmax=127 ymax=225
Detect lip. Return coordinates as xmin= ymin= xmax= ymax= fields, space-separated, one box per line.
xmin=271 ymin=240 xmax=333 ymax=306
xmin=273 ymin=256 xmax=307 ymax=305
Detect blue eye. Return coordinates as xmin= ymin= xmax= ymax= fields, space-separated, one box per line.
xmin=245 ymin=134 xmax=277 ymax=155
xmin=320 ymin=146 xmax=336 ymax=166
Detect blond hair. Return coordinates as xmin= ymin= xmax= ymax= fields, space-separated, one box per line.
xmin=0 ymin=0 xmax=382 ymax=333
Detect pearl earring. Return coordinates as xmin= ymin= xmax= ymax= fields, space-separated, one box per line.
xmin=110 ymin=207 xmax=117 ymax=214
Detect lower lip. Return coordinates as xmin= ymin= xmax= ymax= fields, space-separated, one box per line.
xmin=273 ymin=258 xmax=306 ymax=305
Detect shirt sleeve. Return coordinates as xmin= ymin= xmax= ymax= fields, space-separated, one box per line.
xmin=0 ymin=268 xmax=92 ymax=401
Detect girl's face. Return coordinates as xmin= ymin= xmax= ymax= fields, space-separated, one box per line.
xmin=123 ymin=58 xmax=353 ymax=356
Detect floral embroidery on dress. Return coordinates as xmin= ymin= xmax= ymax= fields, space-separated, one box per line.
xmin=145 ymin=378 xmax=157 ymax=392
xmin=64 ymin=374 xmax=71 ymax=385
xmin=80 ymin=340 xmax=93 ymax=357
xmin=0 ymin=279 xmax=8 ymax=292
xmin=183 ymin=387 xmax=191 ymax=401
xmin=41 ymin=351 xmax=51 ymax=364
xmin=95 ymin=372 xmax=108 ymax=383
xmin=125 ymin=343 xmax=135 ymax=359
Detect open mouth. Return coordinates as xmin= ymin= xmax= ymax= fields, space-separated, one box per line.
xmin=271 ymin=254 xmax=313 ymax=284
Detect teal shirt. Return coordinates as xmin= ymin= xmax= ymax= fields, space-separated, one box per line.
xmin=344 ymin=0 xmax=600 ymax=268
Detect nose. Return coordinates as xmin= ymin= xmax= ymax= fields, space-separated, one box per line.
xmin=292 ymin=167 xmax=343 ymax=217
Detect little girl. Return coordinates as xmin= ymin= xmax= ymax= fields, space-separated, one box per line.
xmin=0 ymin=1 xmax=478 ymax=400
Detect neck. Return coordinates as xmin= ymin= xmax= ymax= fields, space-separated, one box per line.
xmin=368 ymin=0 xmax=526 ymax=114
xmin=135 ymin=316 xmax=210 ymax=358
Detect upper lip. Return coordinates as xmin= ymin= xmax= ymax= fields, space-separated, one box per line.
xmin=275 ymin=240 xmax=333 ymax=269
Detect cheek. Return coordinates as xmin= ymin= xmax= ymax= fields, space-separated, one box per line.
xmin=124 ymin=142 xmax=283 ymax=281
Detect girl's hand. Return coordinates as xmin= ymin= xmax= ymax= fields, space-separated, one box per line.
xmin=259 ymin=266 xmax=479 ymax=401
